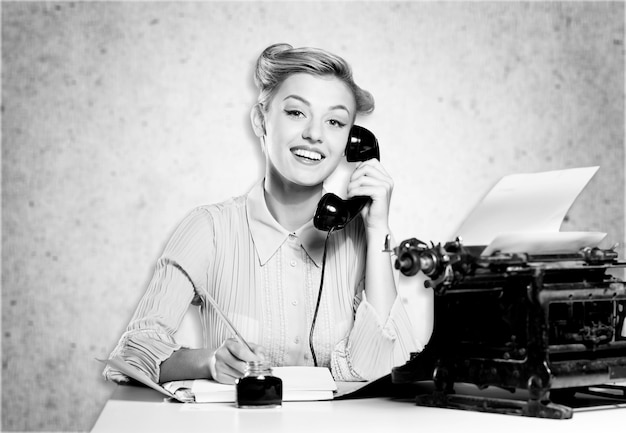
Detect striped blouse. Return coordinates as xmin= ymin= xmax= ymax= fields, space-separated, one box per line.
xmin=104 ymin=180 xmax=420 ymax=383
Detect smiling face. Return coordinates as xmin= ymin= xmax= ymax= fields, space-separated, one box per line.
xmin=253 ymin=73 xmax=357 ymax=190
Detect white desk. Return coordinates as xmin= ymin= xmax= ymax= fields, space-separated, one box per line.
xmin=91 ymin=382 xmax=626 ymax=433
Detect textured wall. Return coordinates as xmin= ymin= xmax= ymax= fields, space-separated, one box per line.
xmin=2 ymin=1 xmax=624 ymax=431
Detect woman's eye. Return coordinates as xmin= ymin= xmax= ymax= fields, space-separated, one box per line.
xmin=328 ymin=119 xmax=347 ymax=128
xmin=285 ymin=109 xmax=304 ymax=118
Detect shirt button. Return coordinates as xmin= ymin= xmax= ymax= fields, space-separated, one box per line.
xmin=291 ymin=300 xmax=298 ymax=306
xmin=288 ymin=233 xmax=297 ymax=240
xmin=290 ymin=260 xmax=297 ymax=267
xmin=294 ymin=337 xmax=301 ymax=344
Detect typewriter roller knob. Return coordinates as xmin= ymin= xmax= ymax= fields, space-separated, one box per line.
xmin=394 ymin=238 xmax=444 ymax=278
xmin=395 ymin=248 xmax=422 ymax=276
xmin=418 ymin=250 xmax=440 ymax=276
xmin=395 ymin=248 xmax=442 ymax=278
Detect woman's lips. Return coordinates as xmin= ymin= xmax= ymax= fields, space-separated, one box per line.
xmin=292 ymin=148 xmax=325 ymax=162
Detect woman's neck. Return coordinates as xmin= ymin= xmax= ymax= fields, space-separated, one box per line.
xmin=263 ymin=176 xmax=323 ymax=232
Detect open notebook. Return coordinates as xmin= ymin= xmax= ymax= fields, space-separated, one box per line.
xmin=101 ymin=356 xmax=337 ymax=403
xmin=163 ymin=366 xmax=337 ymax=403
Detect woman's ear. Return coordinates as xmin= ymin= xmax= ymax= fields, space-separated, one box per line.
xmin=250 ymin=104 xmax=266 ymax=138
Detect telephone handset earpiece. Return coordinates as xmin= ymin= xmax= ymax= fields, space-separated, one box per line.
xmin=313 ymin=125 xmax=380 ymax=231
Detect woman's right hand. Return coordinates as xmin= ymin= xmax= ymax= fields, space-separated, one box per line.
xmin=210 ymin=338 xmax=266 ymax=384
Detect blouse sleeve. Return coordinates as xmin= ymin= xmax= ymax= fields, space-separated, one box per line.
xmin=330 ymin=224 xmax=423 ymax=382
xmin=102 ymin=208 xmax=214 ymax=384
xmin=330 ymin=293 xmax=422 ymax=381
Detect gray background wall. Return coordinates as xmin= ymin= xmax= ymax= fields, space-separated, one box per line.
xmin=2 ymin=1 xmax=624 ymax=431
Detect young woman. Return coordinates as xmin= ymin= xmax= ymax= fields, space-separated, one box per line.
xmin=104 ymin=43 xmax=420 ymax=385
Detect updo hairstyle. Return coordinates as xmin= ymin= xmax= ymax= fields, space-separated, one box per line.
xmin=253 ymin=43 xmax=375 ymax=116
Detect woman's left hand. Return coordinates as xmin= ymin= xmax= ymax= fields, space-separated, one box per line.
xmin=346 ymin=159 xmax=393 ymax=232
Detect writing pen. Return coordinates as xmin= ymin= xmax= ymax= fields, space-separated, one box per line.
xmin=205 ymin=293 xmax=255 ymax=354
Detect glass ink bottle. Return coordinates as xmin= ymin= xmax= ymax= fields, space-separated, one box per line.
xmin=235 ymin=361 xmax=283 ymax=408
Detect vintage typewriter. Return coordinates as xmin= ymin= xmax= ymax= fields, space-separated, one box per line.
xmin=391 ymin=237 xmax=626 ymax=419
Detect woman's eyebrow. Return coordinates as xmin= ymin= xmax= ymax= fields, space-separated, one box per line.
xmin=283 ymin=95 xmax=351 ymax=115
xmin=329 ymin=104 xmax=351 ymax=114
xmin=283 ymin=95 xmax=310 ymax=106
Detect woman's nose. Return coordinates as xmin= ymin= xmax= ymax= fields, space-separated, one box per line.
xmin=302 ymin=121 xmax=323 ymax=143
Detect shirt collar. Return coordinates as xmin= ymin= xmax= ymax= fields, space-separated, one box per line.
xmin=246 ymin=180 xmax=327 ymax=267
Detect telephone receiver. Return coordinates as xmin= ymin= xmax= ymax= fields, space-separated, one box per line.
xmin=313 ymin=125 xmax=380 ymax=231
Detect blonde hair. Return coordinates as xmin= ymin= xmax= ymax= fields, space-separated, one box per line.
xmin=253 ymin=43 xmax=374 ymax=115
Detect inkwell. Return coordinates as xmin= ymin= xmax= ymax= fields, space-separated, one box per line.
xmin=235 ymin=360 xmax=283 ymax=408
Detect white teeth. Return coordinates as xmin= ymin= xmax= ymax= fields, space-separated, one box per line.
xmin=293 ymin=149 xmax=323 ymax=161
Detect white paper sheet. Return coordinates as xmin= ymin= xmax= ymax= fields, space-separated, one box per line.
xmin=453 ymin=166 xmax=600 ymax=248
xmin=481 ymin=231 xmax=607 ymax=256
xmin=448 ymin=167 xmax=606 ymax=256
